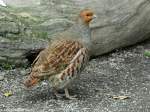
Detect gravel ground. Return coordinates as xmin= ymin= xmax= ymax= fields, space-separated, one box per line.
xmin=0 ymin=39 xmax=150 ymax=112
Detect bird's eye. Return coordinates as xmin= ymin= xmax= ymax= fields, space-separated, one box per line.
xmin=86 ymin=14 xmax=91 ymax=16
xmin=86 ymin=13 xmax=93 ymax=17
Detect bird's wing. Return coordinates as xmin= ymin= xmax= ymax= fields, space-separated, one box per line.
xmin=30 ymin=39 xmax=84 ymax=78
xmin=59 ymin=47 xmax=89 ymax=81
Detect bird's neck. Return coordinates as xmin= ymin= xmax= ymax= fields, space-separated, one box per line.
xmin=69 ymin=19 xmax=91 ymax=48
xmin=71 ymin=20 xmax=91 ymax=50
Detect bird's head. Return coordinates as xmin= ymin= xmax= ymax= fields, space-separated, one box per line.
xmin=79 ymin=9 xmax=96 ymax=25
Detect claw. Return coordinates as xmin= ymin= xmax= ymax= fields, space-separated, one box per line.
xmin=65 ymin=88 xmax=77 ymax=100
xmin=53 ymin=88 xmax=77 ymax=100
xmin=53 ymin=89 xmax=65 ymax=99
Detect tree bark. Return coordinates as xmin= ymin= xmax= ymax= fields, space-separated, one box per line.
xmin=0 ymin=0 xmax=150 ymax=66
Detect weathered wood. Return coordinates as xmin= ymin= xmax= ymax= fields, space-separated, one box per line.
xmin=0 ymin=0 xmax=150 ymax=66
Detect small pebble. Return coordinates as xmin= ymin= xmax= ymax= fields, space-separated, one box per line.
xmin=20 ymin=69 xmax=27 ymax=75
xmin=0 ymin=73 xmax=5 ymax=81
xmin=42 ymin=82 xmax=48 ymax=86
xmin=0 ymin=71 xmax=5 ymax=80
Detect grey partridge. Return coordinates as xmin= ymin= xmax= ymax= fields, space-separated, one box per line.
xmin=24 ymin=9 xmax=96 ymax=99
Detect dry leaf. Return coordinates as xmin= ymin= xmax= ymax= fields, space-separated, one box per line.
xmin=4 ymin=91 xmax=13 ymax=97
xmin=112 ymin=96 xmax=129 ymax=100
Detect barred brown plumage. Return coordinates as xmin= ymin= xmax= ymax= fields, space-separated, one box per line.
xmin=59 ymin=48 xmax=88 ymax=80
xmin=24 ymin=9 xmax=96 ymax=99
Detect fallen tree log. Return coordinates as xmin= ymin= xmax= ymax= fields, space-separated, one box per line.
xmin=0 ymin=0 xmax=150 ymax=66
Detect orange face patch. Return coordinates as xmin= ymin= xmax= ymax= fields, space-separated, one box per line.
xmin=80 ymin=9 xmax=94 ymax=24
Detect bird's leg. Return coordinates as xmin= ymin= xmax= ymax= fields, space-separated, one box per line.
xmin=53 ymin=88 xmax=65 ymax=98
xmin=64 ymin=88 xmax=77 ymax=100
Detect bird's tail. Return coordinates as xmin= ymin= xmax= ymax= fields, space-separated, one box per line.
xmin=24 ymin=72 xmax=40 ymax=88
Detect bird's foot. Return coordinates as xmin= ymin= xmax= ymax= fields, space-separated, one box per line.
xmin=53 ymin=89 xmax=65 ymax=99
xmin=65 ymin=88 xmax=77 ymax=100
xmin=65 ymin=94 xmax=77 ymax=100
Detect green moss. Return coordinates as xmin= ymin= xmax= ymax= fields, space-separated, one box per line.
xmin=0 ymin=5 xmax=50 ymax=42
xmin=33 ymin=31 xmax=48 ymax=39
xmin=1 ymin=63 xmax=13 ymax=70
xmin=144 ymin=50 xmax=150 ymax=57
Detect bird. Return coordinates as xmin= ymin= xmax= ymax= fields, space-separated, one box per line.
xmin=24 ymin=9 xmax=96 ymax=99
xmin=0 ymin=0 xmax=6 ymax=6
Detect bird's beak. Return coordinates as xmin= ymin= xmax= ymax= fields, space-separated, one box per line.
xmin=92 ymin=14 xmax=97 ymax=19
